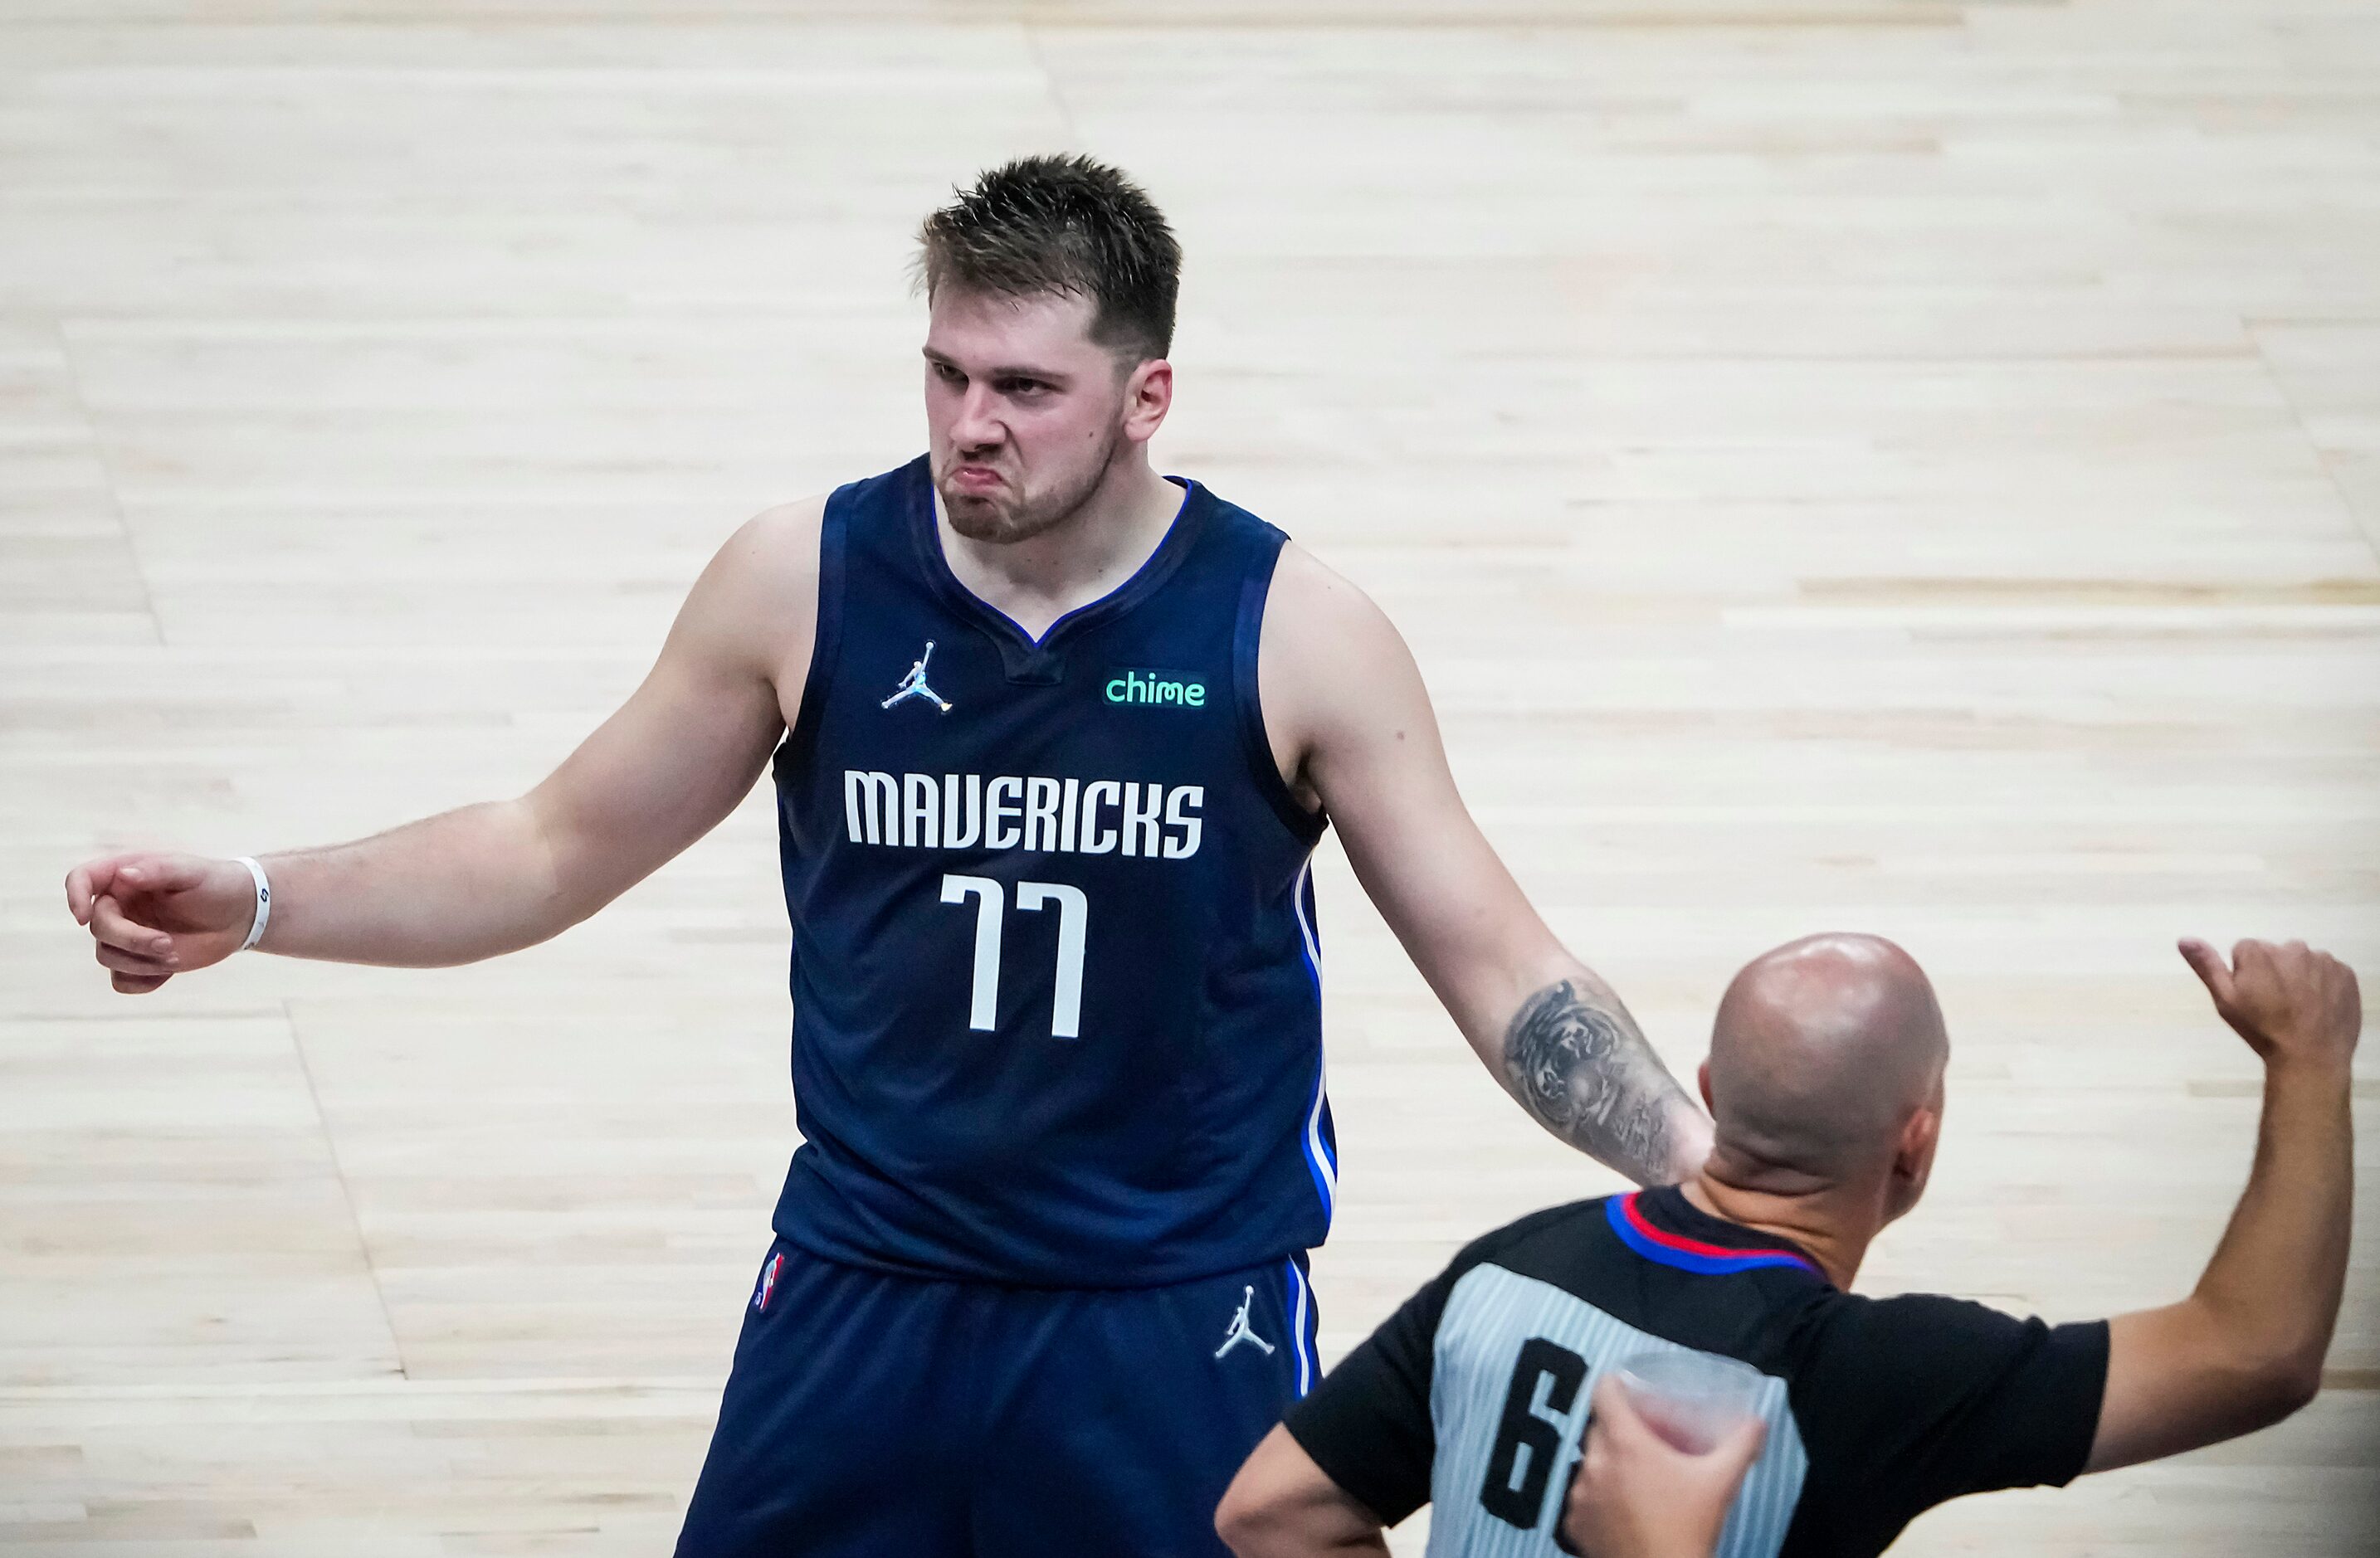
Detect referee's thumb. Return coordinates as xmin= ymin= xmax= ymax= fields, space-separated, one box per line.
xmin=2178 ymin=937 xmax=2236 ymax=1010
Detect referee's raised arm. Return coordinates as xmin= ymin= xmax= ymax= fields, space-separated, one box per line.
xmin=2084 ymin=937 xmax=2361 ymax=1472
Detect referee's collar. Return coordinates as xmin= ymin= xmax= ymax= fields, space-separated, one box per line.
xmin=1606 ymin=1186 xmax=1830 ymax=1282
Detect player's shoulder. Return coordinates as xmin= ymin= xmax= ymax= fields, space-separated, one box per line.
xmin=707 ymin=494 xmax=828 ymax=599
xmin=1260 ymin=541 xmax=1410 ymax=684
xmin=1268 ymin=540 xmax=1378 ymax=617
xmin=733 ymin=493 xmax=831 ymax=566
xmin=675 ymin=495 xmax=831 ymax=671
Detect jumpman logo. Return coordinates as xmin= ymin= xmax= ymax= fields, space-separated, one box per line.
xmin=880 ymin=640 xmax=952 ymax=713
xmin=1214 ymin=1285 xmax=1275 ymax=1360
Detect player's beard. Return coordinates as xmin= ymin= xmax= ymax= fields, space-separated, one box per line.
xmin=937 ymin=426 xmax=1124 ymax=547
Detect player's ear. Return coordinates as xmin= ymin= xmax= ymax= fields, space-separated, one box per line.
xmin=1121 ymin=356 xmax=1172 ymax=443
xmin=1696 ymin=1059 xmax=1714 ymax=1114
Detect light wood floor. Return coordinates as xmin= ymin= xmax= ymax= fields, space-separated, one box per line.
xmin=4 ymin=2 xmax=2377 ymax=1552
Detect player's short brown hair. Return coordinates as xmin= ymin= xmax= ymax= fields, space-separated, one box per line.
xmin=917 ymin=154 xmax=1181 ymax=362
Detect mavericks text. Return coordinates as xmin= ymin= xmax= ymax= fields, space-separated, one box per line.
xmin=843 ymin=771 xmax=1204 ymax=859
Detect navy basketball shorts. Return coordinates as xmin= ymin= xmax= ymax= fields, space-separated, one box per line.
xmin=674 ymin=1239 xmax=1322 ymax=1557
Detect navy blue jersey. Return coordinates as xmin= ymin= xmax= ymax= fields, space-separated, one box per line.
xmin=768 ymin=456 xmax=1337 ymax=1287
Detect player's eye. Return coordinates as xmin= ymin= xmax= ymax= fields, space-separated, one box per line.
xmin=998 ymin=377 xmax=1049 ymax=398
xmin=931 ymin=361 xmax=965 ymax=386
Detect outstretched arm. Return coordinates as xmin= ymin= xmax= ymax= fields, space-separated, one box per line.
xmin=1259 ymin=545 xmax=1710 ymax=1186
xmin=2086 ymin=937 xmax=2359 ymax=1472
xmin=66 ymin=502 xmax=819 ymax=991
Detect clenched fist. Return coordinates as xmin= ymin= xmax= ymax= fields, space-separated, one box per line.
xmin=64 ymin=852 xmax=257 ymax=995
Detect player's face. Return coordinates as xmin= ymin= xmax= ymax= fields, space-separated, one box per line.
xmin=922 ymin=288 xmax=1160 ymax=544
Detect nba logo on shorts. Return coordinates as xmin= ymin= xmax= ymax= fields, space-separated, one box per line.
xmin=753 ymin=1253 xmax=784 ymax=1312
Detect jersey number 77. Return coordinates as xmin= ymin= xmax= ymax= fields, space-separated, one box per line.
xmin=939 ymin=874 xmax=1089 ymax=1039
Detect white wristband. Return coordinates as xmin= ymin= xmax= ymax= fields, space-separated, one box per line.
xmin=234 ymin=856 xmax=272 ymax=952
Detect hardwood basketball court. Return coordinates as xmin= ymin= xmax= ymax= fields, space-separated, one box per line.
xmin=3 ymin=2 xmax=2375 ymax=1551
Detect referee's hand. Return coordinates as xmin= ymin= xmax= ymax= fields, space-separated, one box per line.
xmin=1561 ymin=1374 xmax=1766 ymax=1558
xmin=2179 ymin=937 xmax=2361 ymax=1072
xmin=64 ymin=851 xmax=255 ymax=995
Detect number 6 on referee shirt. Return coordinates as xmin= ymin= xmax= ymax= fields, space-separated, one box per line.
xmin=939 ymin=874 xmax=1089 ymax=1039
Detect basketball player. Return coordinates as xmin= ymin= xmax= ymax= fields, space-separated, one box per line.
xmin=63 ymin=156 xmax=1711 ymax=1556
xmin=1217 ymin=935 xmax=2358 ymax=1557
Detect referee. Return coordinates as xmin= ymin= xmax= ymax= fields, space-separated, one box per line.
xmin=1217 ymin=932 xmax=2359 ymax=1558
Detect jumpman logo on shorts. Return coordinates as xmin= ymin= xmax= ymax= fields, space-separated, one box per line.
xmin=880 ymin=640 xmax=952 ymax=713
xmin=1214 ymin=1285 xmax=1275 ymax=1360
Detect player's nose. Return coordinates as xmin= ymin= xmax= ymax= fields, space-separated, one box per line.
xmin=950 ymin=385 xmax=1006 ymax=450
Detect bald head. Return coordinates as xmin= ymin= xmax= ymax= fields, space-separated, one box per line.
xmin=1705 ymin=933 xmax=1948 ymax=1189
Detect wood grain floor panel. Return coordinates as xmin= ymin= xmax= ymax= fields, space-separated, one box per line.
xmin=3 ymin=2 xmax=2374 ymax=1552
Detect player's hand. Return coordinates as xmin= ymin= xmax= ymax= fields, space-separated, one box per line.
xmin=1561 ymin=1374 xmax=1766 ymax=1558
xmin=64 ymin=852 xmax=256 ymax=995
xmin=2180 ymin=937 xmax=2361 ymax=1073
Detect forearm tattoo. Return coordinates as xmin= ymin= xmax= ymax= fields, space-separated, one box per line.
xmin=1502 ymin=979 xmax=1684 ymax=1186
